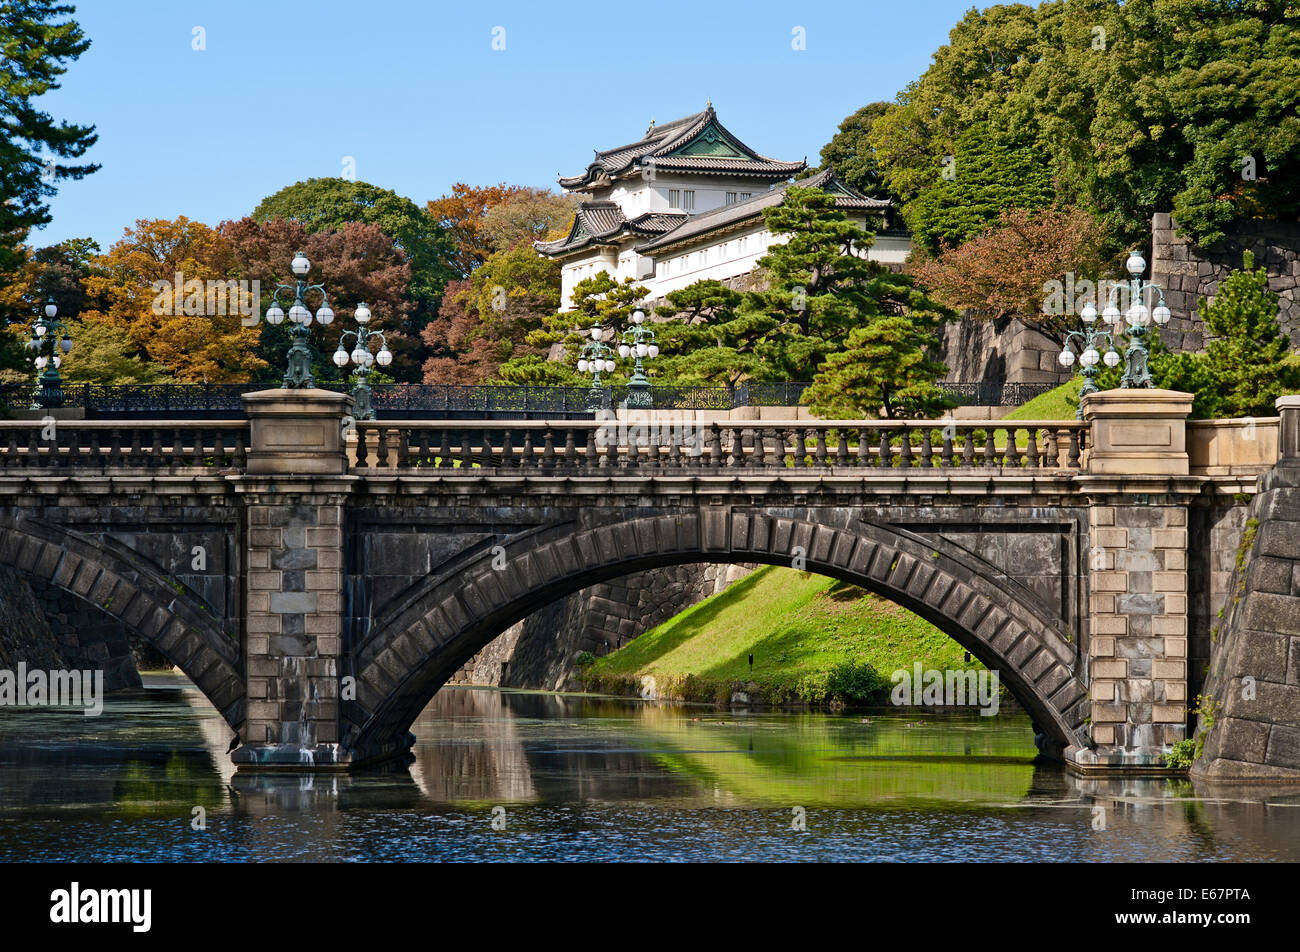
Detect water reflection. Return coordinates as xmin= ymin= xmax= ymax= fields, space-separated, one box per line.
xmin=0 ymin=676 xmax=1297 ymax=862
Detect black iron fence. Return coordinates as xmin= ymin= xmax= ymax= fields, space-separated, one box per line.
xmin=0 ymin=380 xmax=1058 ymax=417
xmin=940 ymin=381 xmax=1059 ymax=407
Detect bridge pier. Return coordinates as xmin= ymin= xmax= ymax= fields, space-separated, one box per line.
xmin=230 ymin=390 xmax=387 ymax=770
xmin=1072 ymin=390 xmax=1194 ymax=770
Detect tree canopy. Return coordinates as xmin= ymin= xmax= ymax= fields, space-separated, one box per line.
xmin=252 ymin=177 xmax=456 ymax=319
xmin=0 ymin=0 xmax=99 ymax=320
xmin=866 ymin=0 xmax=1300 ymax=252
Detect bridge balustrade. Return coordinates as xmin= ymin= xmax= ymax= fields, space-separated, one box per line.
xmin=350 ymin=419 xmax=1089 ymax=473
xmin=0 ymin=420 xmax=249 ymax=472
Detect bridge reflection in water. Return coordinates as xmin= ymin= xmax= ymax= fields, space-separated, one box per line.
xmin=0 ymin=678 xmax=1297 ymax=862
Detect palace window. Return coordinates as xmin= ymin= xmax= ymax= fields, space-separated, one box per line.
xmin=725 ymin=191 xmax=737 ymax=205
xmin=683 ymin=190 xmax=695 ymax=211
xmin=739 ymin=192 xmax=752 ymax=201
xmin=669 ymin=189 xmax=681 ymax=209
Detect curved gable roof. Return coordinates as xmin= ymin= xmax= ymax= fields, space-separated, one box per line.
xmin=558 ymin=106 xmax=806 ymax=190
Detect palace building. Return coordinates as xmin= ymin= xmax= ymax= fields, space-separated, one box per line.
xmin=536 ymin=105 xmax=910 ymax=309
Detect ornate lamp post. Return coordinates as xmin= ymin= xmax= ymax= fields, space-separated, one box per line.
xmin=617 ymin=308 xmax=660 ymax=410
xmin=331 ymin=303 xmax=391 ymax=420
xmin=577 ymin=323 xmax=616 ymax=408
xmin=264 ymin=251 xmax=335 ymax=388
xmin=1057 ymin=250 xmax=1174 ymax=414
xmin=25 ymin=300 xmax=73 ymax=409
xmin=1058 ymin=303 xmax=1121 ymax=419
xmin=1102 ymin=249 xmax=1172 ymax=389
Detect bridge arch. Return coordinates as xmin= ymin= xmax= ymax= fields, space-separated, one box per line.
xmin=349 ymin=510 xmax=1089 ymax=762
xmin=0 ymin=515 xmax=244 ymax=729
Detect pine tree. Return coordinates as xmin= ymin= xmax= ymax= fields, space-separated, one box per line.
xmin=0 ymin=1 xmax=99 ymax=313
xmin=746 ymin=186 xmax=953 ymax=415
xmin=803 ymin=316 xmax=954 ymax=419
xmin=651 ymin=280 xmax=773 ymax=387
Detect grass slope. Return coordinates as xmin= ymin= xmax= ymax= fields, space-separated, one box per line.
xmin=1001 ymin=378 xmax=1082 ymax=421
xmin=585 ymin=565 xmax=983 ymax=706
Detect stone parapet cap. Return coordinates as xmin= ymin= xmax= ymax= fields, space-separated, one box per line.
xmin=242 ymin=387 xmax=351 ymax=411
xmin=231 ymin=475 xmax=359 ymax=497
xmin=347 ymin=471 xmax=1085 ymax=500
xmin=1080 ymin=388 xmax=1194 ymax=422
xmin=1072 ymin=474 xmax=1209 ymax=496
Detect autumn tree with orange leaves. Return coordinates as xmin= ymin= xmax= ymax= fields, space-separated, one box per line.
xmin=80 ymin=217 xmax=265 ymax=381
xmin=427 ymin=183 xmax=575 ymax=276
xmin=908 ymin=206 xmax=1108 ymax=346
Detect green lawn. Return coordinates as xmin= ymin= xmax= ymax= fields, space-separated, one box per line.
xmin=584 ymin=565 xmax=983 ymax=706
xmin=1001 ymin=378 xmax=1082 ymax=421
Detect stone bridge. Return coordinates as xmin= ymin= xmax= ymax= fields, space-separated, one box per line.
xmin=0 ymin=388 xmax=1287 ymax=775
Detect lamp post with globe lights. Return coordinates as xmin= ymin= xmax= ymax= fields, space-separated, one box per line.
xmin=331 ymin=303 xmax=391 ymax=420
xmin=1102 ymin=249 xmax=1172 ymax=389
xmin=577 ymin=324 xmax=616 ymax=409
xmin=1058 ymin=303 xmax=1121 ymax=419
xmin=264 ymin=251 xmax=335 ymax=389
xmin=618 ymin=308 xmax=660 ymax=410
xmin=25 ymin=300 xmax=73 ymax=409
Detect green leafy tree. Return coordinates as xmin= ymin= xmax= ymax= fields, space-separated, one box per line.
xmin=745 ymin=186 xmax=952 ymax=382
xmin=805 ymin=102 xmax=900 ymax=205
xmin=867 ymin=3 xmax=1045 ymax=207
xmin=906 ymin=122 xmax=1055 ymax=256
xmin=495 ymin=271 xmax=647 ymax=385
xmin=804 ymin=317 xmax=955 ymax=419
xmin=652 ymin=280 xmax=773 ymax=387
xmin=58 ymin=317 xmax=173 ymax=384
xmin=252 ymin=178 xmax=456 ymax=320
xmin=868 ymin=0 xmax=1300 ymax=252
xmin=0 ymin=0 xmax=99 ymax=319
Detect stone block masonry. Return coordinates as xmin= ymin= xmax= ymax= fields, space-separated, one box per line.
xmin=1192 ymin=395 xmax=1300 ymax=780
xmin=236 ymin=491 xmax=348 ymax=765
xmin=1152 ymin=212 xmax=1300 ymax=352
xmin=1085 ymin=501 xmax=1190 ymax=758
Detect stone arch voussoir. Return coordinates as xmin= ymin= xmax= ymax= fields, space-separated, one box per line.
xmin=0 ymin=514 xmax=244 ymax=728
xmin=349 ymin=510 xmax=1088 ymax=758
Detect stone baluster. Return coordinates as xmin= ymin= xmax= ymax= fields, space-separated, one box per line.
xmin=354 ymin=426 xmax=369 ymax=469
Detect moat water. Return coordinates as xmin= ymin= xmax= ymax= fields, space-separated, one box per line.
xmin=0 ymin=673 xmax=1297 ymax=862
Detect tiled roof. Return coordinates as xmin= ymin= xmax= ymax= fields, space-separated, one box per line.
xmin=636 ymin=170 xmax=890 ymax=253
xmin=558 ymin=106 xmax=806 ymax=189
xmin=533 ymin=204 xmax=687 ymax=256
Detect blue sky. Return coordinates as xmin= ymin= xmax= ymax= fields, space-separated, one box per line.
xmin=38 ymin=0 xmax=977 ymax=249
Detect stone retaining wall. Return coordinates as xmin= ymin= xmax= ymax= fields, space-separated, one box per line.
xmin=0 ymin=566 xmax=144 ymax=690
xmin=450 ymin=563 xmax=754 ymax=690
xmin=1192 ymin=397 xmax=1300 ymax=780
xmin=1152 ymin=212 xmax=1300 ymax=353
